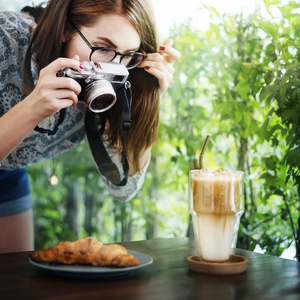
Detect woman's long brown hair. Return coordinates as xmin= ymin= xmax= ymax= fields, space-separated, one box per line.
xmin=30 ymin=0 xmax=160 ymax=170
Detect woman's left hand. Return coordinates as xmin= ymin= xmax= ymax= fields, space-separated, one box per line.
xmin=138 ymin=39 xmax=181 ymax=95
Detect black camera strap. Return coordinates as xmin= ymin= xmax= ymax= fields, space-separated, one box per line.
xmin=85 ymin=81 xmax=132 ymax=186
xmin=34 ymin=109 xmax=66 ymax=135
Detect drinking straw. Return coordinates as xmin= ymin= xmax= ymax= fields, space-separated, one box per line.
xmin=199 ymin=135 xmax=210 ymax=169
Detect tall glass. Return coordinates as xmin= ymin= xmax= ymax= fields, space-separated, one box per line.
xmin=189 ymin=168 xmax=244 ymax=262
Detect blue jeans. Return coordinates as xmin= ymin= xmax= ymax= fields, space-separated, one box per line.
xmin=0 ymin=168 xmax=32 ymax=217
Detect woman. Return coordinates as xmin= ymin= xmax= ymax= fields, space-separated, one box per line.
xmin=0 ymin=0 xmax=180 ymax=253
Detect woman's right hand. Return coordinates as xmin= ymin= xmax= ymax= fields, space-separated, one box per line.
xmin=24 ymin=55 xmax=83 ymax=122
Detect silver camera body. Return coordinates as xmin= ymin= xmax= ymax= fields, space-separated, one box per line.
xmin=57 ymin=61 xmax=129 ymax=113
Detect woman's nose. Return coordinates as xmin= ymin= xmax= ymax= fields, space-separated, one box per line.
xmin=110 ymin=55 xmax=122 ymax=64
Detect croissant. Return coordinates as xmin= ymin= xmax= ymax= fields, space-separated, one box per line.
xmin=29 ymin=237 xmax=139 ymax=268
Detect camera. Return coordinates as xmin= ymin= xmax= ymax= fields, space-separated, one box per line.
xmin=57 ymin=61 xmax=129 ymax=113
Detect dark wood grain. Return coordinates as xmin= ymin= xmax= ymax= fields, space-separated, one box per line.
xmin=1 ymin=237 xmax=300 ymax=300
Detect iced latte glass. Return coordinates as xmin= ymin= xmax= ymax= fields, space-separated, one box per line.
xmin=189 ymin=168 xmax=244 ymax=262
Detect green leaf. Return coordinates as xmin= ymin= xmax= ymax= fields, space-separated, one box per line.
xmin=281 ymin=109 xmax=295 ymax=122
xmin=280 ymin=87 xmax=286 ymax=100
xmin=236 ymin=80 xmax=250 ymax=100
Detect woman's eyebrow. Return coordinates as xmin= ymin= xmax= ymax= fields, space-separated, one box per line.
xmin=95 ymin=37 xmax=139 ymax=52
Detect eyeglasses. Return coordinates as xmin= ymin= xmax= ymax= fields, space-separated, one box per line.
xmin=71 ymin=23 xmax=147 ymax=70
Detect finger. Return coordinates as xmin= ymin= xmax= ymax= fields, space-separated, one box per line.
xmin=42 ymin=88 xmax=79 ymax=109
xmin=160 ymin=39 xmax=174 ymax=48
xmin=139 ymin=54 xmax=174 ymax=76
xmin=54 ymin=77 xmax=82 ymax=96
xmin=43 ymin=57 xmax=83 ymax=76
xmin=52 ymin=88 xmax=79 ymax=101
xmin=145 ymin=67 xmax=169 ymax=93
xmin=159 ymin=41 xmax=181 ymax=63
xmin=58 ymin=91 xmax=80 ymax=107
xmin=142 ymin=61 xmax=173 ymax=93
xmin=159 ymin=48 xmax=181 ymax=63
xmin=139 ymin=52 xmax=164 ymax=65
xmin=143 ymin=61 xmax=173 ymax=81
xmin=37 ymin=76 xmax=82 ymax=98
xmin=72 ymin=54 xmax=80 ymax=62
xmin=33 ymin=90 xmax=77 ymax=116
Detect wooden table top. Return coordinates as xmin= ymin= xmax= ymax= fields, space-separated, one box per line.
xmin=1 ymin=237 xmax=300 ymax=300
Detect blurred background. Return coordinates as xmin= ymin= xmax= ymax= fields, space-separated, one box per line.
xmin=2 ymin=0 xmax=300 ymax=261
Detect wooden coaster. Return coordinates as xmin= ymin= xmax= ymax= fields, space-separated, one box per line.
xmin=187 ymin=254 xmax=248 ymax=275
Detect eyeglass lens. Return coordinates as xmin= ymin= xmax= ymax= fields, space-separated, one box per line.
xmin=91 ymin=48 xmax=145 ymax=69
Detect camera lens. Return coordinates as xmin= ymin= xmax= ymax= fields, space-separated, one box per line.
xmin=90 ymin=94 xmax=115 ymax=112
xmin=84 ymin=80 xmax=117 ymax=113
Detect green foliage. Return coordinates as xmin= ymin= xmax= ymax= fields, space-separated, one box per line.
xmin=166 ymin=0 xmax=300 ymax=258
xmin=157 ymin=0 xmax=300 ymax=258
xmin=27 ymin=0 xmax=300 ymax=260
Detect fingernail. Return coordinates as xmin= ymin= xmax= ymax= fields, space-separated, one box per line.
xmin=79 ymin=63 xmax=84 ymax=69
xmin=160 ymin=46 xmax=165 ymax=51
xmin=145 ymin=66 xmax=150 ymax=70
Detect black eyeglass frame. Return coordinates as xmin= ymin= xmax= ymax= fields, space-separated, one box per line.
xmin=71 ymin=22 xmax=147 ymax=70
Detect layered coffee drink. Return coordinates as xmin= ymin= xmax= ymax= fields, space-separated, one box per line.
xmin=189 ymin=168 xmax=244 ymax=262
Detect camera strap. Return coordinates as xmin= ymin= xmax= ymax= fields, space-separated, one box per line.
xmin=34 ymin=109 xmax=66 ymax=135
xmin=85 ymin=81 xmax=132 ymax=186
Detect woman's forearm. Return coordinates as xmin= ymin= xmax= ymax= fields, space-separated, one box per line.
xmin=0 ymin=99 xmax=40 ymax=162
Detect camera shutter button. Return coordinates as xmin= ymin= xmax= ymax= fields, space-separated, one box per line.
xmin=82 ymin=61 xmax=93 ymax=70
